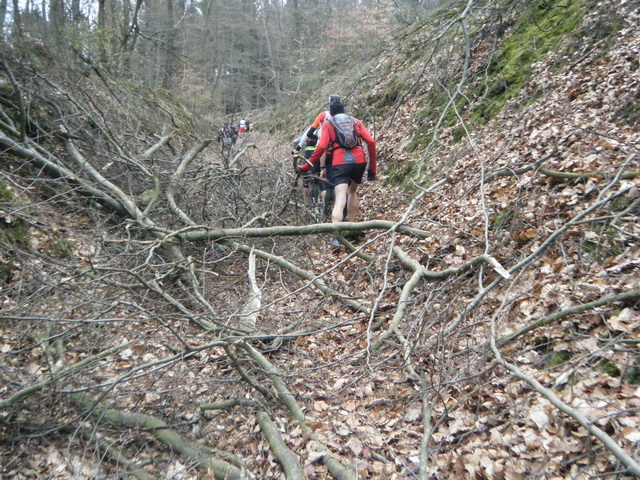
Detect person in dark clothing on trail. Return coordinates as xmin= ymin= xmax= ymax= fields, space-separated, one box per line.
xmin=293 ymin=95 xmax=346 ymax=219
xmin=292 ymin=126 xmax=334 ymax=217
xmin=218 ymin=123 xmax=233 ymax=147
xmin=229 ymin=123 xmax=238 ymax=144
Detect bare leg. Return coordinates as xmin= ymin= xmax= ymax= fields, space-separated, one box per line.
xmin=345 ymin=182 xmax=359 ymax=222
xmin=332 ymin=183 xmax=349 ymax=223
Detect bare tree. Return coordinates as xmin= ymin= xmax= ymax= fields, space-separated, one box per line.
xmin=0 ymin=0 xmax=7 ymax=35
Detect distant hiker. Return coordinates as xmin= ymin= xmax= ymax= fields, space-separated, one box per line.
xmin=245 ymin=120 xmax=252 ymax=134
xmin=304 ymin=96 xmax=376 ymax=227
xmin=230 ymin=123 xmax=238 ymax=144
xmin=218 ymin=123 xmax=233 ymax=147
xmin=239 ymin=119 xmax=247 ymax=135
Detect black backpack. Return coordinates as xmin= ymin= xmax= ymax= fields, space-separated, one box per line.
xmin=327 ymin=113 xmax=360 ymax=149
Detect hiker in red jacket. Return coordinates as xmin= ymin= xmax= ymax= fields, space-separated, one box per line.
xmin=300 ymin=97 xmax=376 ymax=225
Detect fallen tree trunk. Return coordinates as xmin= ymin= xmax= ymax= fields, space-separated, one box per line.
xmin=154 ymin=220 xmax=432 ymax=242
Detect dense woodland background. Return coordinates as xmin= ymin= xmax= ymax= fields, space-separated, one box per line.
xmin=1 ymin=0 xmax=639 ymax=478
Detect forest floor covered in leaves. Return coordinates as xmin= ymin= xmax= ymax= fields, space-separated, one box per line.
xmin=1 ymin=1 xmax=640 ymax=479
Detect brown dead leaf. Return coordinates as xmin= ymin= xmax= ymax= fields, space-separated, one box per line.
xmin=346 ymin=436 xmax=363 ymax=456
xmin=607 ymin=308 xmax=639 ymax=332
xmin=313 ymin=400 xmax=330 ymax=412
xmin=403 ymin=407 xmax=421 ymax=422
xmin=622 ymin=427 xmax=640 ymax=443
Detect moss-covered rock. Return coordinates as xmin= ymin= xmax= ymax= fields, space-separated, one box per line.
xmin=0 ymin=182 xmax=30 ymax=252
xmin=0 ymin=222 xmax=30 ymax=251
xmin=0 ymin=263 xmax=12 ymax=283
xmin=549 ymin=350 xmax=572 ymax=366
xmin=49 ymin=236 xmax=74 ymax=259
xmin=598 ymin=358 xmax=621 ymax=378
xmin=0 ymin=183 xmax=14 ymax=202
xmin=384 ymin=160 xmax=419 ymax=187
xmin=491 ymin=208 xmax=516 ymax=231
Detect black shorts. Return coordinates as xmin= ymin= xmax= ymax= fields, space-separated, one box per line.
xmin=331 ymin=163 xmax=366 ymax=186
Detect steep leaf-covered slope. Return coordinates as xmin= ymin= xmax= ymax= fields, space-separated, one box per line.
xmin=301 ymin=0 xmax=640 ymax=476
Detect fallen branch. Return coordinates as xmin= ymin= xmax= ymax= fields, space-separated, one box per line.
xmin=370 ymin=247 xmax=509 ymax=353
xmin=0 ymin=130 xmax=127 ymax=215
xmin=451 ymin=288 xmax=640 ymax=359
xmin=229 ymin=143 xmax=257 ymax=168
xmin=0 ymin=342 xmax=133 ymax=409
xmin=256 ymin=411 xmax=305 ymax=480
xmin=153 ymin=220 xmax=432 ymax=242
xmin=219 ymin=239 xmax=370 ymax=314
xmin=482 ymin=152 xmax=556 ymax=184
xmin=224 ymin=343 xmax=273 ymax=399
xmin=335 ymin=234 xmax=375 ymax=263
xmin=238 ymin=248 xmax=262 ymax=332
xmin=497 ymin=289 xmax=640 ymax=348
xmin=538 ymin=167 xmax=638 ymax=181
xmin=79 ymin=428 xmax=155 ymax=480
xmin=489 ymin=319 xmax=640 ymax=476
xmin=166 ymin=139 xmax=214 ymax=226
xmin=200 ymin=398 xmax=262 ymax=411
xmin=1 ymin=58 xmax=27 ymax=140
xmin=70 ymin=391 xmax=245 ymax=480
xmin=139 ymin=130 xmax=178 ymax=159
xmin=394 ymin=247 xmax=510 ymax=281
xmin=431 ymin=185 xmax=633 ymax=348
xmin=237 ymin=342 xmax=356 ymax=480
